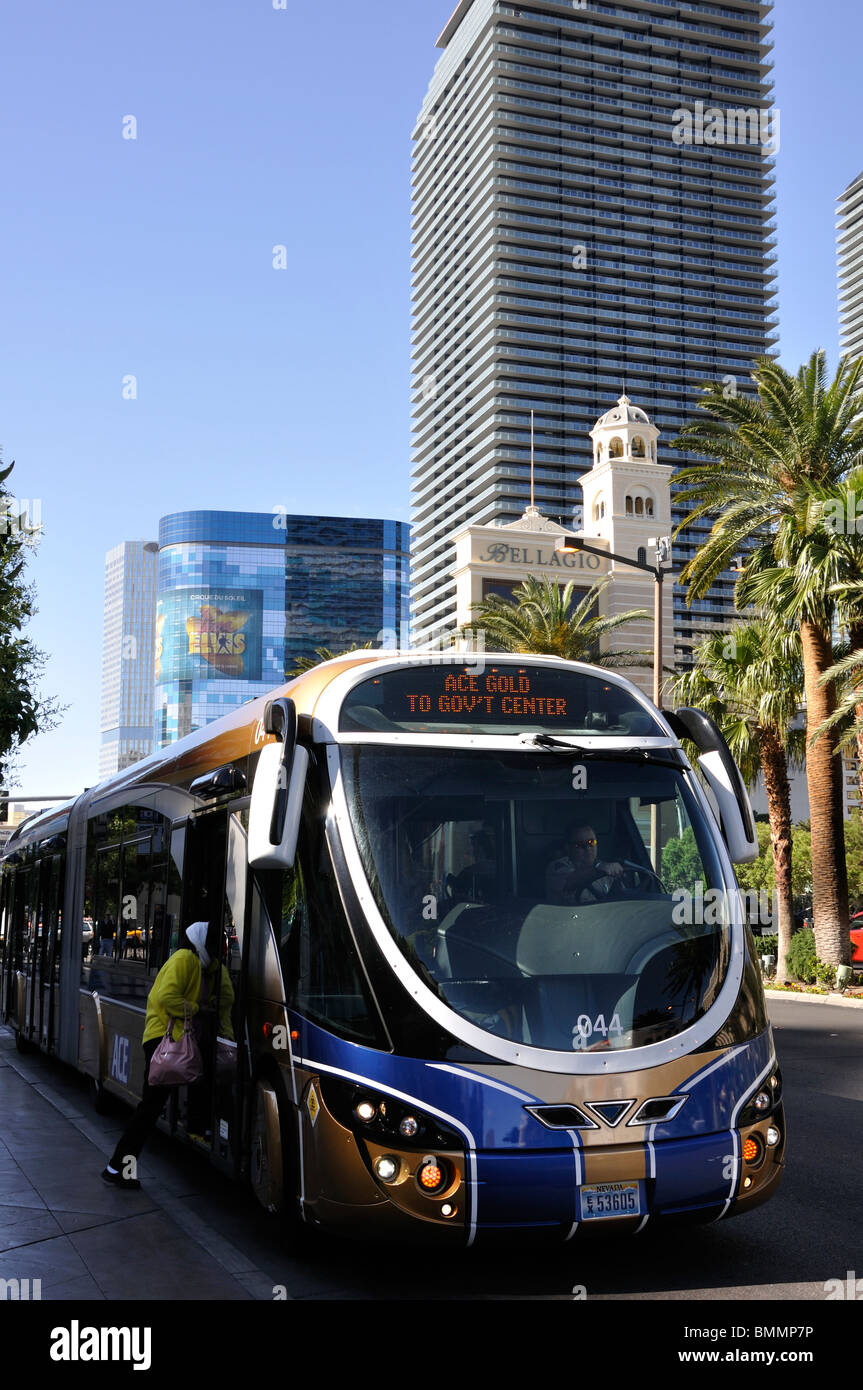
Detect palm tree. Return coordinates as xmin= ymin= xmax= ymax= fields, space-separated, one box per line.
xmin=670 ymin=619 xmax=804 ymax=980
xmin=286 ymin=642 xmax=373 ymax=678
xmin=672 ymin=350 xmax=863 ymax=966
xmin=800 ymin=472 xmax=863 ymax=804
xmin=464 ymin=576 xmax=650 ymax=666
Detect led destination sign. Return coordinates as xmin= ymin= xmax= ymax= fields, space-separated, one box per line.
xmin=405 ymin=670 xmax=566 ymax=720
xmin=339 ymin=665 xmax=660 ymax=737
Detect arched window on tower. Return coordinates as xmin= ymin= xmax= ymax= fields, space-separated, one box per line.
xmin=626 ymin=488 xmax=655 ymax=519
xmin=609 ymin=436 xmax=624 ymax=459
xmin=632 ymin=436 xmax=646 ymax=458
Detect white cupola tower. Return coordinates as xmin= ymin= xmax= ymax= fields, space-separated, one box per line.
xmin=578 ymin=394 xmax=675 ymax=698
xmin=582 ymin=395 xmax=671 ymax=556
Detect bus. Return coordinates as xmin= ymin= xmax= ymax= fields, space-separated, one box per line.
xmin=0 ymin=652 xmax=785 ymax=1244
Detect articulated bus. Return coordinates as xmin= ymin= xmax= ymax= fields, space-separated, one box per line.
xmin=0 ymin=653 xmax=785 ymax=1244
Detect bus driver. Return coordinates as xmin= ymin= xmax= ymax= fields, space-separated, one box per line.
xmin=545 ymin=822 xmax=624 ymax=905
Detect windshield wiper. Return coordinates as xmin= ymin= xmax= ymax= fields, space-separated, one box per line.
xmin=524 ymin=733 xmax=683 ymax=770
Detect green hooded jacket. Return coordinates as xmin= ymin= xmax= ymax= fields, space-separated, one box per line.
xmin=143 ymin=948 xmax=235 ymax=1046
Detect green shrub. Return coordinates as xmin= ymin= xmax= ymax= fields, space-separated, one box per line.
xmin=787 ymin=927 xmax=817 ymax=984
xmin=754 ymin=932 xmax=778 ymax=958
xmin=815 ymin=958 xmax=836 ymax=988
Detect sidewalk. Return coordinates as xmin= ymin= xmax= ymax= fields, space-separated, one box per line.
xmin=0 ymin=1025 xmax=275 ymax=1300
xmin=765 ymin=987 xmax=863 ymax=1009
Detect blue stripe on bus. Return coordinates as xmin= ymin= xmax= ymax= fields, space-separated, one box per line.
xmin=292 ymin=1015 xmax=577 ymax=1150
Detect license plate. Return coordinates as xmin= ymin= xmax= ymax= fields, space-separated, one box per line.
xmin=578 ymin=1181 xmax=641 ymax=1221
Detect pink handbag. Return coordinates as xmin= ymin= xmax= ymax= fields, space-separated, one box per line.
xmin=148 ymin=1006 xmax=203 ymax=1086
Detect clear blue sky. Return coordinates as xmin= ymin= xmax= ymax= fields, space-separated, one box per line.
xmin=0 ymin=0 xmax=858 ymax=797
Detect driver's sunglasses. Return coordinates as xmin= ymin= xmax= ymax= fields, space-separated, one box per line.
xmin=572 ymin=838 xmax=597 ymax=849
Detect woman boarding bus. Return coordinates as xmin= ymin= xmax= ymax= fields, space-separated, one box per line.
xmin=0 ymin=653 xmax=784 ymax=1245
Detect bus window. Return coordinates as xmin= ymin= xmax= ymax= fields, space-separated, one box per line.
xmin=120 ymin=837 xmax=153 ymax=962
xmin=343 ymin=746 xmax=731 ymax=1054
xmin=94 ymin=845 xmax=121 ymax=961
xmin=261 ymin=816 xmax=385 ymax=1049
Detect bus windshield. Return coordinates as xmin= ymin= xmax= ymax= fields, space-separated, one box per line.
xmin=342 ymin=747 xmax=732 ymax=1054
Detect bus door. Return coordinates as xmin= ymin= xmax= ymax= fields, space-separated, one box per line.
xmin=12 ymin=867 xmax=34 ymax=1039
xmin=27 ymin=861 xmax=49 ymax=1043
xmin=175 ymin=802 xmax=248 ymax=1175
xmin=0 ymin=871 xmax=12 ymax=1021
xmin=37 ymin=854 xmax=63 ymax=1050
xmin=22 ymin=856 xmax=55 ymax=1047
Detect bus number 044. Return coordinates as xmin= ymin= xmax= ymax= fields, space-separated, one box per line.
xmin=571 ymin=1013 xmax=623 ymax=1050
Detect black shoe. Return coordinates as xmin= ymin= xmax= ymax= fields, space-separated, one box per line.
xmin=100 ymin=1167 xmax=141 ymax=1191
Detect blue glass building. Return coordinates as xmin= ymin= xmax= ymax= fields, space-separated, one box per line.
xmin=155 ymin=511 xmax=410 ymax=747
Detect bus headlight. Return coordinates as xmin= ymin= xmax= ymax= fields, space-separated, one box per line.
xmin=374 ymin=1155 xmax=401 ymax=1184
xmin=766 ymin=1125 xmax=781 ymax=1147
xmin=739 ymin=1065 xmax=782 ymax=1126
xmin=320 ymin=1078 xmax=459 ymax=1151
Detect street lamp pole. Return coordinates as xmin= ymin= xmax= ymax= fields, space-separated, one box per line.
xmin=653 ymin=557 xmax=663 ymax=708
xmin=555 ymin=533 xmax=671 ymax=707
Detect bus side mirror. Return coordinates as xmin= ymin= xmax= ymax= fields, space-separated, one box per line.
xmin=664 ymin=707 xmax=759 ymax=864
xmin=248 ymin=698 xmax=308 ymax=870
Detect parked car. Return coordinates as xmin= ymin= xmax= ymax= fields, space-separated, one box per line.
xmin=849 ymin=911 xmax=863 ymax=971
xmin=81 ymin=917 xmax=94 ymax=959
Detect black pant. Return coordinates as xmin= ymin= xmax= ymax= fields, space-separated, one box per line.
xmin=109 ymin=1038 xmax=173 ymax=1172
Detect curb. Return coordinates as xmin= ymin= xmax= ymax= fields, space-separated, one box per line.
xmin=764 ymin=988 xmax=863 ymax=1009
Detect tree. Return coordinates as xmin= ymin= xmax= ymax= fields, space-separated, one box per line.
xmin=464 ymin=576 xmax=650 ymax=666
xmin=0 ymin=455 xmax=61 ymax=783
xmin=672 ymin=351 xmax=863 ymax=966
xmin=670 ymin=619 xmax=804 ymax=981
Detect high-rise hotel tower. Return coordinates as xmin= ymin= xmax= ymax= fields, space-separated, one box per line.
xmin=837 ymin=171 xmax=863 ymax=361
xmin=411 ymin=0 xmax=777 ymax=652
xmin=100 ymin=540 xmax=159 ymax=778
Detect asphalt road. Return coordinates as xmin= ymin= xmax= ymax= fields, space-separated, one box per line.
xmin=3 ymin=998 xmax=861 ymax=1303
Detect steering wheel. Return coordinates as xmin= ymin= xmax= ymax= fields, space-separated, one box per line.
xmin=622 ymin=862 xmax=667 ymax=893
xmin=595 ymin=865 xmax=665 ymax=898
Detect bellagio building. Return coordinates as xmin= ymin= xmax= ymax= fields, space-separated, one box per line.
xmin=411 ymin=0 xmax=777 ymax=653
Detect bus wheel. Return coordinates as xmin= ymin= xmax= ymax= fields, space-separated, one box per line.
xmin=90 ymin=1078 xmax=112 ymax=1114
xmin=251 ymin=1080 xmax=308 ymax=1249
